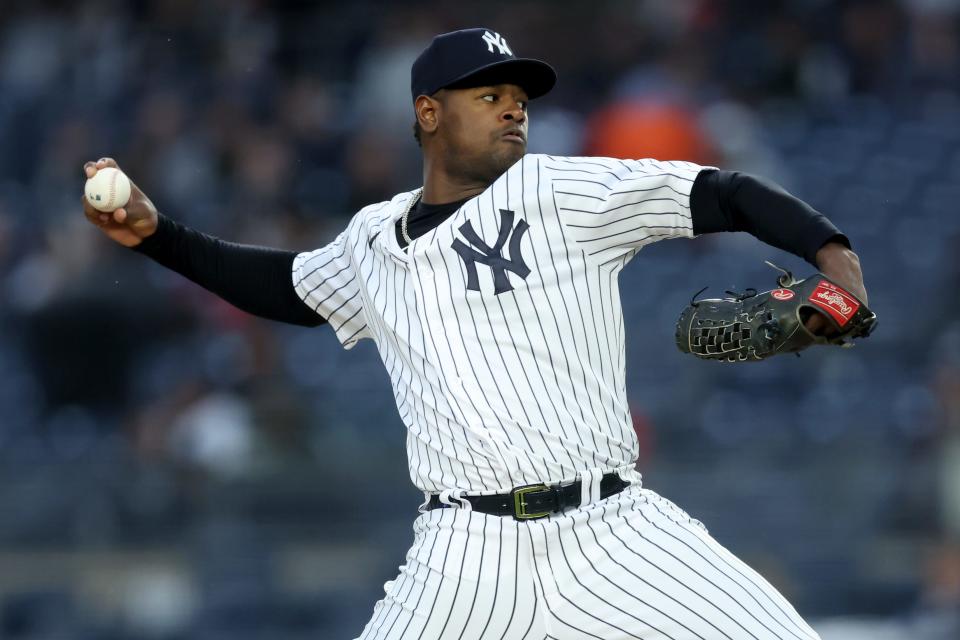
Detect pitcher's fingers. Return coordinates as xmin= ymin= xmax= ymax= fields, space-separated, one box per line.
xmin=805 ymin=312 xmax=840 ymax=338
xmin=82 ymin=195 xmax=112 ymax=224
xmin=82 ymin=196 xmax=106 ymax=226
xmin=96 ymin=157 xmax=118 ymax=169
xmin=804 ymin=313 xmax=826 ymax=335
xmin=81 ymin=194 xmax=99 ymax=218
xmin=113 ymin=208 xmax=127 ymax=224
xmin=83 ymin=161 xmax=97 ymax=178
xmin=81 ymin=193 xmax=107 ymax=218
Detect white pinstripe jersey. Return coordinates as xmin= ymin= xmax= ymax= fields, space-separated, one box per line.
xmin=293 ymin=154 xmax=707 ymax=494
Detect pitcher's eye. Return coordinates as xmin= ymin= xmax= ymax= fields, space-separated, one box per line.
xmin=482 ymin=94 xmax=497 ymax=102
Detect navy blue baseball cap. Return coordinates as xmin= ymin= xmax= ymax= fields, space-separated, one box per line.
xmin=411 ymin=28 xmax=556 ymax=101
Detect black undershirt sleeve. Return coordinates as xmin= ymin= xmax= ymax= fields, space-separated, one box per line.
xmin=132 ymin=214 xmax=326 ymax=327
xmin=690 ymin=169 xmax=849 ymax=266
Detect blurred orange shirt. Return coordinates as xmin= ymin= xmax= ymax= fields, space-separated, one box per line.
xmin=584 ymin=99 xmax=716 ymax=165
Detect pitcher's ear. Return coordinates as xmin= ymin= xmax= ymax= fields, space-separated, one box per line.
xmin=415 ymin=94 xmax=441 ymax=134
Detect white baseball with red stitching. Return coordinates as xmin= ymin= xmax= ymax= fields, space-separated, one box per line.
xmin=84 ymin=167 xmax=131 ymax=212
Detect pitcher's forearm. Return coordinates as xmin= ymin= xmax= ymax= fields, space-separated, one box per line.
xmin=134 ymin=214 xmax=325 ymax=327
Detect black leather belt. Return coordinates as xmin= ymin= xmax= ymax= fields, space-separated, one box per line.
xmin=426 ymin=473 xmax=630 ymax=520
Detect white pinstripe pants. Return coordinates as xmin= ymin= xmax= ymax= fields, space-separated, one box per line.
xmin=356 ymin=483 xmax=821 ymax=640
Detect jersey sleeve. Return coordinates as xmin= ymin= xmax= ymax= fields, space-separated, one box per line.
xmin=292 ymin=222 xmax=370 ymax=349
xmin=548 ymin=157 xmax=708 ymax=265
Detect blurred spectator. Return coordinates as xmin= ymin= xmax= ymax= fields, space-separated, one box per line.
xmin=583 ymin=98 xmax=716 ymax=163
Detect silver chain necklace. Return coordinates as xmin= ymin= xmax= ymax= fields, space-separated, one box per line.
xmin=400 ymin=188 xmax=423 ymax=246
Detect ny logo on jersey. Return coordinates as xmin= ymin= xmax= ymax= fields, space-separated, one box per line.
xmin=481 ymin=30 xmax=512 ymax=56
xmin=452 ymin=209 xmax=530 ymax=295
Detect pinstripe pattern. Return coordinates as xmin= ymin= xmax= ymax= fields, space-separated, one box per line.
xmin=291 ymin=155 xmax=704 ymax=494
xmin=356 ymin=481 xmax=820 ymax=639
xmin=293 ymin=155 xmax=820 ymax=638
xmin=356 ymin=506 xmax=544 ymax=640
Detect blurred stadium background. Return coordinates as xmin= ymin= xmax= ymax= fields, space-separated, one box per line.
xmin=0 ymin=0 xmax=958 ymax=638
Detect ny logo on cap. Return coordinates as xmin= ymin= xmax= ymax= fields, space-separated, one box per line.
xmin=481 ymin=30 xmax=512 ymax=56
xmin=452 ymin=209 xmax=530 ymax=295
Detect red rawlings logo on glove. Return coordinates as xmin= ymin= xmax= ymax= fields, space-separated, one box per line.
xmin=808 ymin=280 xmax=859 ymax=326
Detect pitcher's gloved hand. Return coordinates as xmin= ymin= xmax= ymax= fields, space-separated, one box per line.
xmin=675 ymin=265 xmax=877 ymax=363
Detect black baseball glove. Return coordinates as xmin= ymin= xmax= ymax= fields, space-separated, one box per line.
xmin=675 ymin=264 xmax=877 ymax=362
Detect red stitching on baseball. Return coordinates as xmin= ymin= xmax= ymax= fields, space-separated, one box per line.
xmin=107 ymin=170 xmax=117 ymax=209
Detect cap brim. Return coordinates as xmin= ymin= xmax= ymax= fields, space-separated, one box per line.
xmin=442 ymin=58 xmax=557 ymax=99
